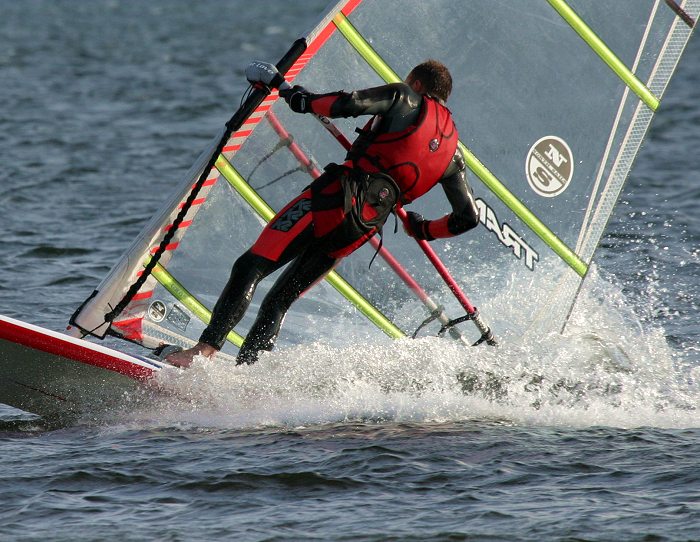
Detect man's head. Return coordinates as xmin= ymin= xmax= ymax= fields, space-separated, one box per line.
xmin=406 ymin=60 xmax=453 ymax=103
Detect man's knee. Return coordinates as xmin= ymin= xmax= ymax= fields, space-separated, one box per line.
xmin=231 ymin=250 xmax=273 ymax=282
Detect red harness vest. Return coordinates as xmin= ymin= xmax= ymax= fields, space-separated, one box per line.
xmin=344 ymin=96 xmax=458 ymax=203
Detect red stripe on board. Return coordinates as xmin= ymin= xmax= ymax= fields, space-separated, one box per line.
xmin=0 ymin=318 xmax=154 ymax=381
xmin=222 ymin=144 xmax=241 ymax=153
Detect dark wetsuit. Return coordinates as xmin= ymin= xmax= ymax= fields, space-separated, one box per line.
xmin=200 ymin=82 xmax=479 ymax=363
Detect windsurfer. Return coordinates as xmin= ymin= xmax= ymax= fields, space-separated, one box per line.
xmin=166 ymin=59 xmax=479 ymax=368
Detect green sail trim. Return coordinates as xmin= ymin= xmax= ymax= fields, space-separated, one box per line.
xmin=547 ymin=0 xmax=660 ymax=112
xmin=332 ymin=12 xmax=588 ymax=278
xmin=214 ymin=154 xmax=406 ymax=339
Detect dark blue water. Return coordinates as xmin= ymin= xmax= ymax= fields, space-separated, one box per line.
xmin=2 ymin=1 xmax=700 ymax=540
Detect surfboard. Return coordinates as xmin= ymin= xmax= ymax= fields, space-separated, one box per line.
xmin=0 ymin=314 xmax=167 ymax=424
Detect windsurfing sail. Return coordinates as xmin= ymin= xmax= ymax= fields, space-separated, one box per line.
xmin=70 ymin=0 xmax=698 ymax=355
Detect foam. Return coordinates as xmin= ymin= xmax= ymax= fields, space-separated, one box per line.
xmin=142 ymin=267 xmax=698 ymax=431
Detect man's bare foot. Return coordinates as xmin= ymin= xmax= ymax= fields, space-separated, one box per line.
xmin=165 ymin=342 xmax=218 ymax=368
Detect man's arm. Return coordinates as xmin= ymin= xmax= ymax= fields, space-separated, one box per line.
xmin=247 ymin=61 xmax=418 ymax=122
xmin=406 ymin=151 xmax=479 ymax=240
xmin=282 ymin=83 xmax=421 ymax=125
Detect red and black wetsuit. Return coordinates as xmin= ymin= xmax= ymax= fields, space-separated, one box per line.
xmin=200 ymin=82 xmax=479 ymax=363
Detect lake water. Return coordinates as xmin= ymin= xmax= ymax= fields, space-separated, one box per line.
xmin=1 ymin=1 xmax=700 ymax=540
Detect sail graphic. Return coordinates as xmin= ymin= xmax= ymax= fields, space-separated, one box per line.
xmin=70 ymin=0 xmax=698 ymax=355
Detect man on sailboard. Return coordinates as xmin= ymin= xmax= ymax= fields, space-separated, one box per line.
xmin=167 ymin=59 xmax=479 ymax=368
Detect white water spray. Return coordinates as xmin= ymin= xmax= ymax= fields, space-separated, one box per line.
xmin=143 ymin=265 xmax=700 ymax=430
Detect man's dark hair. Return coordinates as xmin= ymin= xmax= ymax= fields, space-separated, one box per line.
xmin=408 ymin=60 xmax=453 ymax=102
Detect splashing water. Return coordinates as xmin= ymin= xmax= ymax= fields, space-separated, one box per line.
xmin=141 ymin=265 xmax=699 ymax=432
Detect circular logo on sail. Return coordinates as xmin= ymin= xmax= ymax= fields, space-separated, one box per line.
xmin=148 ymin=300 xmax=167 ymax=322
xmin=526 ymin=136 xmax=574 ymax=198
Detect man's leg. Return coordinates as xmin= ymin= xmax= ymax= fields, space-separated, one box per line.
xmin=166 ymin=190 xmax=313 ymax=367
xmin=198 ymin=250 xmax=279 ymax=349
xmin=164 ymin=250 xmax=283 ymax=366
xmin=236 ymin=248 xmax=337 ymax=365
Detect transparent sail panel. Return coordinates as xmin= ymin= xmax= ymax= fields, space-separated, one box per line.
xmin=71 ymin=0 xmax=699 ymax=355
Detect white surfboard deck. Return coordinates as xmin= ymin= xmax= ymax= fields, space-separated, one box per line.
xmin=0 ymin=314 xmax=169 ymax=424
